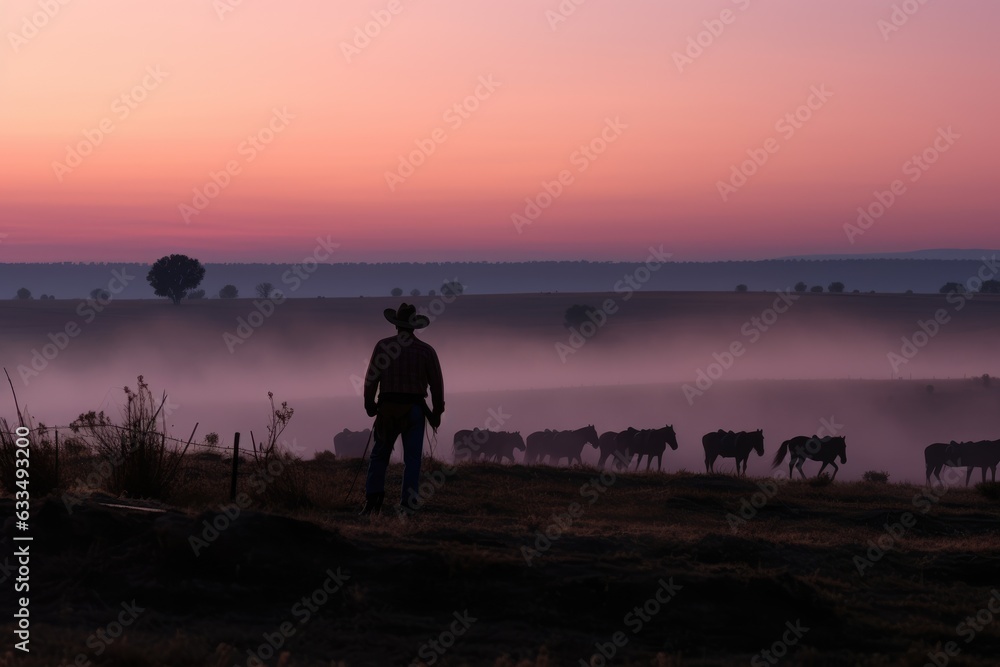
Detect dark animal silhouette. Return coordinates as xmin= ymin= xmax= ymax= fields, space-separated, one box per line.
xmin=924 ymin=442 xmax=951 ymax=485
xmin=452 ymin=428 xmax=524 ymax=463
xmin=624 ymin=425 xmax=679 ymax=472
xmin=702 ymin=429 xmax=764 ymax=475
xmin=526 ymin=425 xmax=599 ymax=465
xmin=598 ymin=429 xmax=636 ymax=469
xmin=944 ymin=439 xmax=1000 ymax=485
xmin=772 ymin=435 xmax=847 ymax=479
xmin=333 ymin=428 xmax=371 ymax=458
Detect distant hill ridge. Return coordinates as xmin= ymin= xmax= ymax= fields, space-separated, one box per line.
xmin=1 ymin=252 xmax=997 ymax=299
xmin=776 ymin=249 xmax=1000 ymax=261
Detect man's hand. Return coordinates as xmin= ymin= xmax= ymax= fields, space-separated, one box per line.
xmin=365 ymin=400 xmax=378 ymax=418
xmin=428 ymin=402 xmax=444 ymax=429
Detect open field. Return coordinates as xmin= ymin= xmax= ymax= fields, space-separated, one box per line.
xmin=3 ymin=458 xmax=1000 ymax=666
xmin=3 ymin=290 xmax=1000 ymax=664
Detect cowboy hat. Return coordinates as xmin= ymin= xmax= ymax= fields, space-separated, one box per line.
xmin=384 ymin=302 xmax=430 ymax=329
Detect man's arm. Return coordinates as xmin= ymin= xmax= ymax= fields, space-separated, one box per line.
xmin=363 ymin=343 xmax=382 ymax=417
xmin=427 ymin=346 xmax=444 ymax=418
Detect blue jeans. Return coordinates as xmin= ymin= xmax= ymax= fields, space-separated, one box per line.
xmin=365 ymin=402 xmax=424 ymax=506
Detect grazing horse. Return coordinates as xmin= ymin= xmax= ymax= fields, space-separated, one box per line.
xmin=333 ymin=428 xmax=371 ymax=458
xmin=628 ymin=425 xmax=679 ymax=472
xmin=598 ymin=428 xmax=637 ymax=469
xmin=944 ymin=439 xmax=1000 ymax=485
xmin=479 ymin=431 xmax=525 ymax=464
xmin=453 ymin=428 xmax=524 ymax=463
xmin=924 ymin=442 xmax=951 ymax=485
xmin=702 ymin=429 xmax=764 ymax=475
xmin=772 ymin=435 xmax=847 ymax=480
xmin=526 ymin=425 xmax=599 ymax=465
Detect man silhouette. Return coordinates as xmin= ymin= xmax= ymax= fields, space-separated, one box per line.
xmin=360 ymin=303 xmax=445 ymax=515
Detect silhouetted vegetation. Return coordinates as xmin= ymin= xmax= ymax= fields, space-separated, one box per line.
xmin=391 ymin=287 xmax=403 ymax=297
xmin=794 ymin=281 xmax=807 ymax=293
xmin=441 ymin=280 xmax=464 ymax=297
xmin=735 ymin=284 xmax=748 ymax=292
xmin=980 ymin=279 xmax=1000 ymax=294
xmin=410 ymin=288 xmax=420 ymax=297
xmin=940 ymin=282 xmax=965 ymax=294
xmin=250 ymin=392 xmax=310 ymax=509
xmin=68 ymin=376 xmax=191 ymax=499
xmin=147 ymin=254 xmax=206 ymax=304
xmin=15 ymin=287 xmax=31 ymax=300
xmin=564 ymin=303 xmax=598 ymax=329
xmin=810 ymin=285 xmax=823 ymax=293
xmin=0 ymin=414 xmax=60 ymax=496
xmin=828 ymin=281 xmax=845 ymax=293
xmin=862 ymin=470 xmax=889 ymax=483
xmin=255 ymin=282 xmax=275 ymax=299
xmin=219 ymin=284 xmax=239 ymax=299
xmin=90 ymin=288 xmax=110 ymax=300
xmin=186 ymin=289 xmax=205 ymax=300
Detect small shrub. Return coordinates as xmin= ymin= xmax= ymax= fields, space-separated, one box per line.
xmin=0 ymin=414 xmax=60 ymax=495
xmin=313 ymin=450 xmax=336 ymax=464
xmin=863 ymin=470 xmax=890 ymax=484
xmin=69 ymin=375 xmax=190 ymax=499
xmin=249 ymin=392 xmax=310 ymax=509
xmin=809 ymin=472 xmax=833 ymax=487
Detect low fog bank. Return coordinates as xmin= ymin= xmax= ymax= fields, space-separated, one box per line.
xmin=1 ymin=293 xmax=998 ymax=483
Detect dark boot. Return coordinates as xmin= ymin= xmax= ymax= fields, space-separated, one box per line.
xmin=359 ymin=493 xmax=384 ymax=516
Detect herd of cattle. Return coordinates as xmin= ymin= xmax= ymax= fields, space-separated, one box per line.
xmin=332 ymin=427 xmax=1000 ymax=485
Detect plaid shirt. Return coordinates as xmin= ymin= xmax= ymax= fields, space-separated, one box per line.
xmin=364 ymin=332 xmax=444 ymax=413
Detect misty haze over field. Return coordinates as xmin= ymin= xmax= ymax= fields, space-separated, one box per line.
xmin=3 ymin=291 xmax=998 ymax=483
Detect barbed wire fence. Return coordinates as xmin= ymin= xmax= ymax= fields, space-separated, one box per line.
xmin=1 ymin=421 xmax=250 ymax=500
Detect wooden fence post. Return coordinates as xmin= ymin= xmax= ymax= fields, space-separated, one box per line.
xmin=230 ymin=432 xmax=240 ymax=501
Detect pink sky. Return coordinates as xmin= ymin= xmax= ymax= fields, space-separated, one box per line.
xmin=1 ymin=0 xmax=998 ymax=262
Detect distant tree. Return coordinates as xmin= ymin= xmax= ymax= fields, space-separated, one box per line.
xmin=39 ymin=294 xmax=49 ymax=300
xmin=735 ymin=284 xmax=748 ymax=293
xmin=410 ymin=288 xmax=421 ymax=297
xmin=983 ymin=374 xmax=991 ymax=387
xmin=219 ymin=284 xmax=239 ymax=299
xmin=147 ymin=254 xmax=205 ymax=305
xmin=979 ymin=280 xmax=1000 ymax=294
xmin=905 ymin=289 xmax=914 ymax=295
xmin=828 ymin=281 xmax=845 ymax=293
xmin=391 ymin=287 xmax=403 ymax=297
xmin=187 ymin=289 xmax=206 ymax=300
xmin=810 ymin=285 xmax=823 ymax=293
xmin=255 ymin=282 xmax=275 ymax=299
xmin=428 ymin=289 xmax=436 ymax=297
xmin=441 ymin=281 xmax=464 ymax=297
xmin=564 ymin=304 xmax=598 ymax=329
xmin=15 ymin=288 xmax=31 ymax=300
xmin=939 ymin=282 xmax=965 ymax=295
xmin=794 ymin=282 xmax=808 ymax=293
xmin=90 ymin=288 xmax=110 ymax=301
